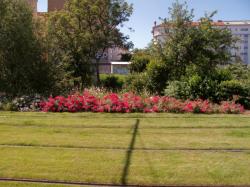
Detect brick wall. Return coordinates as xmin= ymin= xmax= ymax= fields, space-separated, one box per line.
xmin=48 ymin=0 xmax=66 ymax=12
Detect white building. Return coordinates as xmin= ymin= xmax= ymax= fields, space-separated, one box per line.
xmin=152 ymin=20 xmax=250 ymax=65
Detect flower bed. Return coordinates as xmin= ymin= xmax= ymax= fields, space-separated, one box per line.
xmin=40 ymin=91 xmax=244 ymax=114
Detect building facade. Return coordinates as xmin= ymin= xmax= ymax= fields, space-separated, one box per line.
xmin=48 ymin=0 xmax=66 ymax=12
xmin=152 ymin=20 xmax=250 ymax=65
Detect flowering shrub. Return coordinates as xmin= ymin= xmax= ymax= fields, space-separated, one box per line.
xmin=40 ymin=91 xmax=245 ymax=114
xmin=219 ymin=101 xmax=244 ymax=114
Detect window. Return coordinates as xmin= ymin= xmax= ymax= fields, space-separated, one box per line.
xmin=244 ymin=34 xmax=248 ymax=37
xmin=240 ymin=52 xmax=248 ymax=55
xmin=244 ymin=46 xmax=248 ymax=49
xmin=240 ymin=40 xmax=248 ymax=44
xmin=240 ymin=28 xmax=249 ymax=31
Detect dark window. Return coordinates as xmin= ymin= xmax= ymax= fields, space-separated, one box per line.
xmin=240 ymin=52 xmax=248 ymax=55
xmin=241 ymin=40 xmax=248 ymax=43
xmin=241 ymin=28 xmax=249 ymax=31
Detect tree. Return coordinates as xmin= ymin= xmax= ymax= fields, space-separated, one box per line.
xmin=226 ymin=61 xmax=250 ymax=80
xmin=147 ymin=0 xmax=235 ymax=94
xmin=130 ymin=49 xmax=151 ymax=73
xmin=0 ymin=0 xmax=53 ymax=96
xmin=48 ymin=0 xmax=133 ymax=89
xmin=190 ymin=13 xmax=236 ymax=75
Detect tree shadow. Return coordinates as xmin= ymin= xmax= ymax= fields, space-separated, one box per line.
xmin=121 ymin=119 xmax=139 ymax=185
xmin=137 ymin=132 xmax=161 ymax=183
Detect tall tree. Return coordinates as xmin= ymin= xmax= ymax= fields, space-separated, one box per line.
xmin=0 ymin=0 xmax=53 ymax=96
xmin=147 ymin=0 xmax=235 ymax=93
xmin=48 ymin=0 xmax=133 ymax=88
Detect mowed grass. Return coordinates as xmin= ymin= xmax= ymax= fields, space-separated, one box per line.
xmin=0 ymin=112 xmax=250 ymax=186
xmin=0 ymin=182 xmax=81 ymax=187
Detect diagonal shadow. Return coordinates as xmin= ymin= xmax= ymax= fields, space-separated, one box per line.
xmin=137 ymin=132 xmax=160 ymax=183
xmin=121 ymin=119 xmax=139 ymax=185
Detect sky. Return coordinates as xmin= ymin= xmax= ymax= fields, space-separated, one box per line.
xmin=37 ymin=0 xmax=250 ymax=49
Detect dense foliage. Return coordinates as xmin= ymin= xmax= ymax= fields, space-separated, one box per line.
xmin=129 ymin=49 xmax=151 ymax=73
xmin=48 ymin=0 xmax=133 ymax=88
xmin=126 ymin=1 xmax=249 ymax=107
xmin=100 ymin=74 xmax=125 ymax=91
xmin=0 ymin=0 xmax=249 ymax=113
xmin=0 ymin=0 xmax=54 ymax=96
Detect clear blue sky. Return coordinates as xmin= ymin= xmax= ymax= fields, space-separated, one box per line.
xmin=38 ymin=0 xmax=250 ymax=49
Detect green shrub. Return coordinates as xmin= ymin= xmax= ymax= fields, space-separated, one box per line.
xmin=164 ymin=81 xmax=190 ymax=99
xmin=130 ymin=50 xmax=151 ymax=73
xmin=146 ymin=59 xmax=171 ymax=94
xmin=189 ymin=75 xmax=220 ymax=101
xmin=218 ymin=80 xmax=247 ymax=100
xmin=236 ymin=97 xmax=250 ymax=110
xmin=130 ymin=57 xmax=150 ymax=73
xmin=0 ymin=95 xmax=42 ymax=111
xmin=1 ymin=102 xmax=18 ymax=111
xmin=124 ymin=73 xmax=149 ymax=94
xmin=165 ymin=77 xmax=250 ymax=105
xmin=100 ymin=74 xmax=125 ymax=91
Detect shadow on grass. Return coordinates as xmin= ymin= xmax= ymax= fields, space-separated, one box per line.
xmin=121 ymin=119 xmax=139 ymax=185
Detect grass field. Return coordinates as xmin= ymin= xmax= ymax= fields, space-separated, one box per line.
xmin=0 ymin=112 xmax=250 ymax=186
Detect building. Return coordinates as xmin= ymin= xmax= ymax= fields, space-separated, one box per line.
xmin=97 ymin=47 xmax=131 ymax=74
xmin=152 ymin=20 xmax=250 ymax=65
xmin=48 ymin=0 xmax=66 ymax=12
xmin=224 ymin=21 xmax=250 ymax=64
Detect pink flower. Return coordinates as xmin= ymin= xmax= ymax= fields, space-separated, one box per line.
xmin=40 ymin=90 xmax=245 ymax=114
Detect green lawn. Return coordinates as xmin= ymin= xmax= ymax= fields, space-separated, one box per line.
xmin=0 ymin=182 xmax=81 ymax=187
xmin=0 ymin=112 xmax=250 ymax=186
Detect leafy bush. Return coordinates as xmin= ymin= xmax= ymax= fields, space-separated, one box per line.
xmin=0 ymin=95 xmax=43 ymax=112
xmin=164 ymin=76 xmax=219 ymax=101
xmin=130 ymin=50 xmax=151 ymax=73
xmin=124 ymin=73 xmax=149 ymax=94
xmin=146 ymin=59 xmax=171 ymax=94
xmin=218 ymin=80 xmax=247 ymax=101
xmin=236 ymin=97 xmax=250 ymax=110
xmin=1 ymin=102 xmax=18 ymax=111
xmin=164 ymin=81 xmax=190 ymax=99
xmin=130 ymin=57 xmax=150 ymax=73
xmin=188 ymin=75 xmax=220 ymax=101
xmin=100 ymin=74 xmax=125 ymax=91
xmin=164 ymin=68 xmax=246 ymax=103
